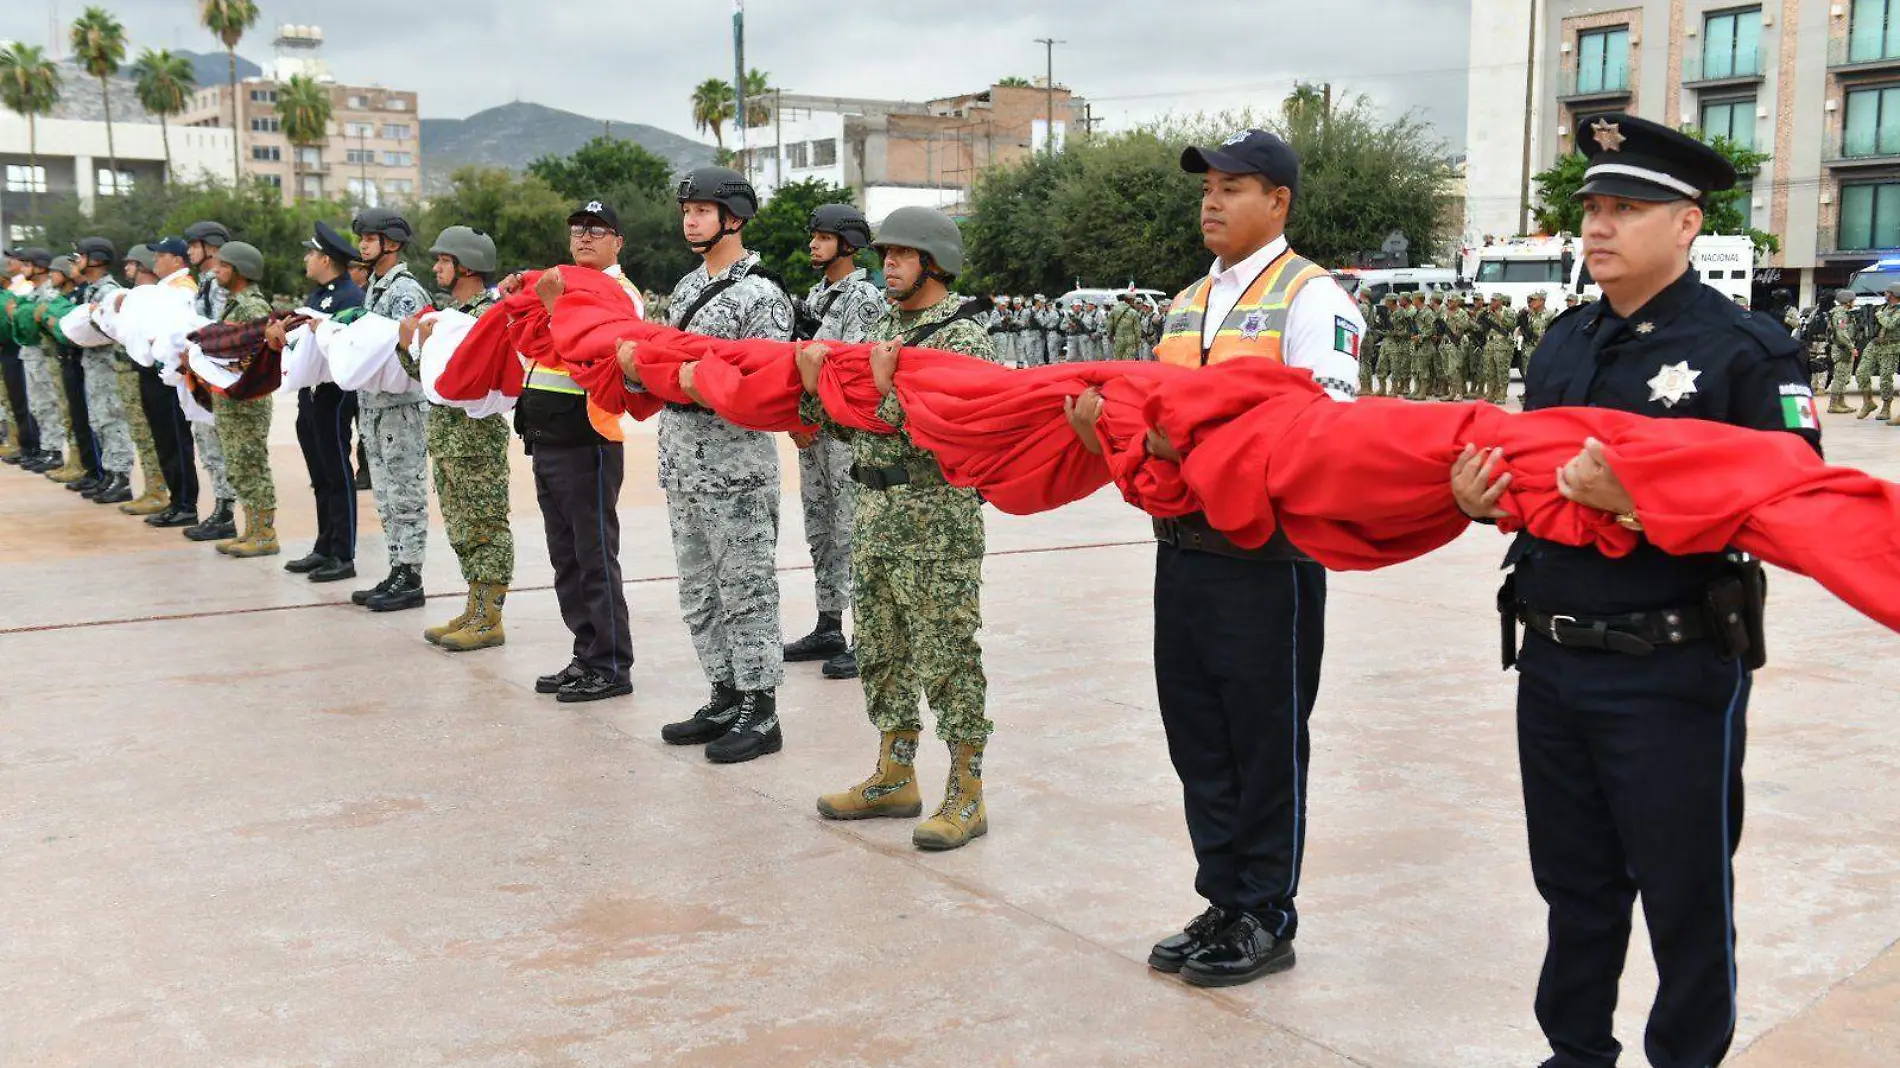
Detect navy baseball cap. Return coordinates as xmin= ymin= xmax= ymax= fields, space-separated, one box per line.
xmin=1574 ymin=112 xmax=1736 ymax=204
xmin=151 ymin=237 xmax=190 ymax=258
xmin=568 ymin=199 xmax=621 ymax=234
xmin=1181 ymin=129 xmax=1302 ymax=202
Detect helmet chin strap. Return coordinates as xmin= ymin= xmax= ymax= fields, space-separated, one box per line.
xmin=688 ymin=208 xmax=742 ymax=254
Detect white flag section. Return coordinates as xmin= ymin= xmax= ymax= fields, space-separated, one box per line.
xmin=185 ymin=341 xmax=241 ymax=393
xmin=324 ymin=313 xmax=415 ymax=394
xmin=103 ymin=285 xmax=208 ymax=369
xmin=57 ymin=305 xmax=113 ymax=349
xmin=279 ymin=307 xmax=335 ymax=392
xmin=419 ymin=309 xmax=516 ymax=420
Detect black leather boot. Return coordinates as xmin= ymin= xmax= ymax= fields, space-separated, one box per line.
xmin=308 ymin=558 xmax=357 ymax=583
xmin=783 ymin=612 xmax=847 ymax=662
xmin=705 ymin=690 xmax=782 ymax=764
xmin=365 ymin=564 xmax=425 ymax=612
xmin=184 ymin=499 xmax=236 ymax=541
xmin=1148 ymin=906 xmax=1234 ymax=973
xmin=660 ymin=683 xmax=742 ymax=745
xmin=1179 ymin=913 xmax=1295 ymax=987
xmin=821 ymin=646 xmax=859 ymax=679
xmin=352 ymin=568 xmax=400 ymax=605
xmin=91 ymin=472 xmax=133 ymax=503
xmin=149 ymin=503 xmax=199 ymax=528
xmin=284 ymin=550 xmax=333 ymax=574
xmin=67 ymin=472 xmax=102 ymax=494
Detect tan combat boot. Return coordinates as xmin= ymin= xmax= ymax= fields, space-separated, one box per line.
xmin=120 ymin=485 xmax=170 ymax=515
xmin=913 ymin=741 xmax=988 ymax=851
xmin=46 ymin=457 xmax=87 ymax=483
xmin=1827 ymin=396 xmax=1853 ymax=414
xmin=424 ymin=587 xmax=477 ymax=645
xmin=1859 ymin=395 xmax=1879 ymax=419
xmin=439 ymin=583 xmax=507 ymax=652
xmin=0 ymin=437 xmax=17 ymax=461
xmin=229 ymin=508 xmax=279 ymax=558
xmin=1881 ymin=399 xmax=1895 ymax=423
xmin=216 ymin=505 xmax=255 ymax=555
xmin=817 ymin=729 xmax=924 ymax=820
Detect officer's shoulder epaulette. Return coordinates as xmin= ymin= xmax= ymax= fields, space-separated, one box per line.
xmin=1545 ymin=302 xmax=1591 ymax=330
xmin=1726 ymin=302 xmax=1804 ymax=360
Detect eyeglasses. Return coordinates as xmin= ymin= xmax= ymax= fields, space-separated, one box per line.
xmin=570 ymin=225 xmax=616 ymax=239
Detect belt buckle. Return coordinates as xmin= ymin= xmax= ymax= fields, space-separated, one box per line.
xmin=1548 ymin=614 xmax=1576 ymax=643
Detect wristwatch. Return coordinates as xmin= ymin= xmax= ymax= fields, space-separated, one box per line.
xmin=1615 ymin=510 xmax=1644 ymax=532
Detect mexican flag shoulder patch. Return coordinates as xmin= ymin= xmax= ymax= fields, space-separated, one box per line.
xmin=1779 ymin=382 xmax=1821 ymax=430
xmin=1333 ymin=315 xmax=1362 ymax=358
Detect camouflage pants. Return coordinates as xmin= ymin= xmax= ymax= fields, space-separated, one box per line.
xmin=1484 ymin=342 xmax=1514 ymax=403
xmin=1857 ymin=343 xmax=1900 ymax=403
xmin=1377 ymin=341 xmax=1404 ymax=394
xmin=1413 ymin=341 xmax=1439 ymax=397
xmin=1829 ymin=347 xmax=1857 ymax=404
xmin=116 ymin=359 xmax=160 ymax=489
xmin=433 ymin=422 xmax=514 ymax=586
xmin=1467 ymin=344 xmax=1485 ymax=395
xmin=797 ymin=433 xmax=856 ymax=615
xmin=667 ymin=487 xmax=784 ymax=692
xmin=193 ymin=421 xmax=234 ymax=501
xmin=360 ymin=401 xmax=430 ymax=567
xmin=81 ymin=349 xmax=134 ymax=474
xmin=855 ymin=552 xmax=991 ymax=744
xmin=211 ymin=393 xmax=275 ymax=510
xmin=1441 ymin=342 xmax=1466 ymax=395
xmin=1357 ymin=343 xmax=1376 ymax=395
xmin=18 ymin=346 xmax=68 ymax=447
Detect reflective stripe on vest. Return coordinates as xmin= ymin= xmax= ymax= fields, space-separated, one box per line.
xmin=524 ymin=364 xmax=586 ymax=394
xmin=1154 ymin=248 xmax=1329 ymax=368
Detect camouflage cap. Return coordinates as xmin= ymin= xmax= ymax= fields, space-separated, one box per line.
xmin=1382 ymin=292 xmax=1399 ymax=303
xmin=1886 ymin=283 xmax=1900 ymax=297
xmin=1501 ymin=294 xmax=1514 ymax=305
xmin=1529 ymin=290 xmax=1548 ymax=302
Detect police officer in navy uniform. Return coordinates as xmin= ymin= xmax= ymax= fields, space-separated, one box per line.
xmin=280 ymin=221 xmax=365 ymax=583
xmin=1453 ymin=114 xmax=1820 ymax=1068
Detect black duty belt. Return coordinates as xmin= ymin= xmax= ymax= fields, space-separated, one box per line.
xmin=850 ymin=462 xmax=943 ymax=491
xmin=1515 ymin=604 xmax=1712 ymax=656
xmin=664 ymin=400 xmax=699 ymax=413
xmin=1153 ymin=514 xmax=1312 ymax=562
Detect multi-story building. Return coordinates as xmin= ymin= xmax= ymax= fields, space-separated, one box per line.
xmin=1469 ymin=0 xmax=1900 ymax=304
xmin=0 ymin=59 xmax=235 ymax=245
xmin=178 ymin=25 xmax=420 ymax=207
xmin=744 ymin=81 xmax=1087 ymax=223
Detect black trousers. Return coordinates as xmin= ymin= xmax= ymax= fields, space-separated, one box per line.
xmin=57 ymin=352 xmax=101 ymax=477
xmin=296 ymin=385 xmax=359 ymax=561
xmin=1153 ymin=545 xmax=1326 ymax=938
xmin=1516 ymin=633 xmax=1749 ymax=1068
xmin=137 ymin=363 xmax=197 ymax=509
xmin=1 ymin=340 xmax=38 ymax=453
xmin=532 ymin=442 xmax=632 ymax=685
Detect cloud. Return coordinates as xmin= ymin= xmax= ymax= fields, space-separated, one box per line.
xmin=0 ymin=0 xmax=1469 ymax=150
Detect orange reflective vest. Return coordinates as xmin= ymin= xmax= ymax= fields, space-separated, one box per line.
xmin=522 ymin=272 xmax=644 ymax=442
xmin=1154 ymin=247 xmax=1328 ymax=368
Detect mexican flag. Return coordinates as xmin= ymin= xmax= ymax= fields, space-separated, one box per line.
xmin=1780 ymin=391 xmax=1821 ymax=431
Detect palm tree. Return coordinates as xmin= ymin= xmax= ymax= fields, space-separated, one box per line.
xmin=0 ymin=44 xmax=62 ymax=223
xmin=199 ymin=0 xmax=260 ymax=179
xmin=131 ymin=49 xmax=196 ymax=182
xmin=996 ymin=76 xmax=1033 ymax=88
xmin=1283 ymin=82 xmax=1328 ymax=126
xmin=691 ymin=77 xmax=734 ymax=148
xmin=742 ymin=67 xmax=773 ymax=127
xmin=275 ymin=74 xmax=332 ymax=203
xmin=70 ymin=6 xmax=128 ymax=195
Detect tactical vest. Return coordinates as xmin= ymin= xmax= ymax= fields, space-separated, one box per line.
xmin=1154 ymin=248 xmax=1328 ymax=368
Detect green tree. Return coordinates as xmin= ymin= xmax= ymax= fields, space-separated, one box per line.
xmin=743 ymin=178 xmax=857 ymax=285
xmin=742 ymin=68 xmax=773 ymax=127
xmin=0 ymin=44 xmax=62 ymax=225
xmin=1282 ymin=82 xmax=1327 ymax=126
xmin=527 ymin=136 xmax=673 ymax=202
xmin=276 ymin=75 xmax=333 ymax=203
xmin=1532 ymin=125 xmax=1779 ymax=256
xmin=198 ymin=0 xmax=260 ymax=180
xmin=70 ymin=7 xmax=128 ymax=194
xmin=417 ymin=166 xmax=571 ymax=281
xmin=131 ymin=49 xmax=196 ymax=182
xmin=692 ymin=77 xmax=734 ymax=149
xmin=964 ymin=148 xmax=1079 ymax=294
xmin=1046 ymin=131 xmax=1207 ymax=294
xmin=996 ymin=76 xmax=1033 ymax=88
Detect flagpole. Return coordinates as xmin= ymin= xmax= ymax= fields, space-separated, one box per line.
xmin=733 ymin=0 xmax=748 ymax=178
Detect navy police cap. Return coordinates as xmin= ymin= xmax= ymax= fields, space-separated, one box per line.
xmin=1574 ymin=112 xmax=1737 ymax=203
xmin=151 ymin=237 xmax=190 ymax=257
xmin=1180 ymin=129 xmax=1301 ymax=202
xmin=304 ymin=220 xmax=361 ymax=262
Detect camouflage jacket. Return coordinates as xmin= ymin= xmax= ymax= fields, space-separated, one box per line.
xmin=429 ymin=291 xmax=510 ymax=457
xmin=1830 ymin=305 xmax=1861 ymax=353
xmin=363 ymin=261 xmax=432 ymax=408
xmin=1443 ymin=306 xmax=1470 ymax=343
xmin=1522 ymin=308 xmax=1551 ymax=349
xmin=806 ymin=267 xmax=885 ymax=345
xmin=662 ymin=250 xmax=794 ymax=493
xmin=799 ymin=292 xmax=997 ymax=560
xmin=220 ymin=286 xmax=273 ymax=325
xmin=1874 ymin=304 xmax=1900 ymax=349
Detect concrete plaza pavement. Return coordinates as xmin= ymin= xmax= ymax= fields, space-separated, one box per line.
xmin=1 ymin=398 xmax=1896 ymax=1067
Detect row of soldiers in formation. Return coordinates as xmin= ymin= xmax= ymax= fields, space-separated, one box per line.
xmin=1820 ymin=283 xmax=1900 ymax=424
xmin=1355 ymin=287 xmax=1564 ymax=404
xmin=981 ymin=293 xmax=1166 ymax=365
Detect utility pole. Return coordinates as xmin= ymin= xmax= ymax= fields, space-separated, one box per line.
xmin=1518 ymin=0 xmax=1540 ymax=235
xmin=733 ymin=0 xmax=748 ymax=179
xmin=1034 ymin=37 xmax=1065 ymax=153
xmin=774 ymin=89 xmax=784 ymax=194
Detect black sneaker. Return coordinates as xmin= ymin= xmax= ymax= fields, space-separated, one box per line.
xmin=705 ymin=690 xmax=782 ymax=764
xmin=535 ymin=661 xmax=587 ymax=694
xmin=821 ymin=647 xmax=858 ymax=680
xmin=660 ymin=683 xmax=742 ymax=745
xmin=556 ymin=670 xmax=632 ymax=703
xmin=1148 ymin=905 xmax=1234 ymax=973
xmin=1179 ymin=913 xmax=1295 ymax=987
xmin=284 ymin=551 xmax=334 ymax=574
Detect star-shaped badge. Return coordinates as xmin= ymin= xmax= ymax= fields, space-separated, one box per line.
xmin=1634 ymin=321 xmax=1655 ymax=335
xmin=1592 ymin=118 xmax=1626 ymax=152
xmin=1647 ymin=361 xmax=1701 ymax=407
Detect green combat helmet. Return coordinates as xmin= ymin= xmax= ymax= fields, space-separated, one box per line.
xmin=218 ymin=241 xmax=265 ymax=283
xmin=429 ymin=226 xmax=498 ymax=274
xmin=871 ymin=206 xmax=964 ymax=276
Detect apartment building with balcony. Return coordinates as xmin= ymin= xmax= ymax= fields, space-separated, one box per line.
xmin=1468 ymin=0 xmax=1900 ymax=304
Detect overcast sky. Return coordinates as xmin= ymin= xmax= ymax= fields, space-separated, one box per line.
xmin=4 ymin=0 xmax=1470 ymax=151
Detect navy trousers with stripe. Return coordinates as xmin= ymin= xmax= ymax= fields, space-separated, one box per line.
xmin=1153 ymin=545 xmax=1326 ymax=938
xmin=295 ymin=385 xmax=358 ymax=562
xmin=1516 ymin=634 xmax=1748 ymax=1068
xmin=532 ymin=442 xmax=632 ymax=685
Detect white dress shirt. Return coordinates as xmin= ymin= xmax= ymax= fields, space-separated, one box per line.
xmin=1203 ymin=235 xmax=1364 ymax=400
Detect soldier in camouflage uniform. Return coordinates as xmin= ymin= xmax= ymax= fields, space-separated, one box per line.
xmin=202 ymin=242 xmax=280 ymax=558
xmin=785 ymin=204 xmax=884 ymax=679
xmin=807 ymin=206 xmax=996 ymax=852
xmin=409 ymin=226 xmax=513 ymax=651
xmin=1482 ymin=293 xmax=1516 ymax=404
xmin=111 ymin=244 xmax=166 ymax=513
xmin=351 ymin=208 xmax=434 ymax=611
xmin=1827 ymin=288 xmax=1862 ymax=414
xmin=1108 ymin=292 xmax=1143 ymax=360
xmin=70 ymin=238 xmax=135 ymax=503
xmin=7 ymin=250 xmax=70 ymax=475
xmin=1862 ymin=284 xmax=1900 ymax=422
xmin=1036 ymin=295 xmax=1062 ymax=365
xmin=1374 ymin=293 xmax=1402 ymax=395
xmin=1441 ymin=292 xmax=1471 ymax=399
xmin=1414 ymin=291 xmax=1442 ymax=399
xmin=182 ymin=222 xmax=239 ymax=543
xmin=1520 ymin=291 xmax=1551 ymax=381
xmin=653 ymin=167 xmax=795 ymax=764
